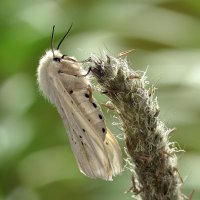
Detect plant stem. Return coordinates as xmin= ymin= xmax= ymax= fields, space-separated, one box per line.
xmin=89 ymin=54 xmax=185 ymax=200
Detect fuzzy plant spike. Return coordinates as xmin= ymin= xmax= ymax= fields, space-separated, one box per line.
xmin=86 ymin=54 xmax=186 ymax=200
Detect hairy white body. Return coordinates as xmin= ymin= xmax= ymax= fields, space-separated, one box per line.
xmin=37 ymin=50 xmax=122 ymax=180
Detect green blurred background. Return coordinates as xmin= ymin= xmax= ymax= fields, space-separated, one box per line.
xmin=0 ymin=0 xmax=200 ymax=199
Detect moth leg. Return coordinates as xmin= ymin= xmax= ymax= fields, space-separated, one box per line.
xmin=87 ymin=85 xmax=93 ymax=103
xmin=82 ymin=67 xmax=92 ymax=77
xmin=76 ymin=67 xmax=91 ymax=77
xmin=78 ymin=57 xmax=92 ymax=63
xmin=101 ymin=101 xmax=115 ymax=111
xmin=101 ymin=90 xmax=108 ymax=94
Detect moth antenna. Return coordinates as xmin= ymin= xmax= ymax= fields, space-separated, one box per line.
xmin=51 ymin=25 xmax=56 ymax=58
xmin=57 ymin=23 xmax=73 ymax=50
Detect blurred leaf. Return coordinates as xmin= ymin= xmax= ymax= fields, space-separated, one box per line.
xmin=1 ymin=0 xmax=200 ymax=199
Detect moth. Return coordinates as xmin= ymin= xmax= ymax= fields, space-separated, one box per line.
xmin=37 ymin=25 xmax=122 ymax=180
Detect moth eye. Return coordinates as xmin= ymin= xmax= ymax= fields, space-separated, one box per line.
xmin=102 ymin=128 xmax=106 ymax=133
xmin=92 ymin=102 xmax=97 ymax=108
xmin=98 ymin=114 xmax=103 ymax=119
xmin=53 ymin=57 xmax=61 ymax=62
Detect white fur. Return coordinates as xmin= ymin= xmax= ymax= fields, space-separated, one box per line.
xmin=37 ymin=49 xmax=122 ymax=180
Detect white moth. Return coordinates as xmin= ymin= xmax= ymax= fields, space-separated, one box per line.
xmin=37 ymin=25 xmax=122 ymax=180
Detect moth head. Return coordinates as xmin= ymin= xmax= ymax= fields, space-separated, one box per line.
xmin=50 ymin=23 xmax=76 ymax=63
xmin=52 ymin=50 xmax=77 ymax=63
xmin=39 ymin=24 xmax=77 ymax=69
xmin=37 ymin=24 xmax=79 ymax=102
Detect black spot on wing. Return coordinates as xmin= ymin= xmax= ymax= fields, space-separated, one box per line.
xmin=98 ymin=114 xmax=103 ymax=119
xmin=92 ymin=102 xmax=97 ymax=108
xmin=102 ymin=128 xmax=106 ymax=133
xmin=69 ymin=90 xmax=73 ymax=94
xmin=85 ymin=93 xmax=89 ymax=98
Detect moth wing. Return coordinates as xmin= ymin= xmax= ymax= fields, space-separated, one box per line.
xmin=51 ymin=75 xmax=113 ymax=180
xmin=59 ymin=72 xmax=107 ymax=141
xmin=104 ymin=129 xmax=123 ymax=176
